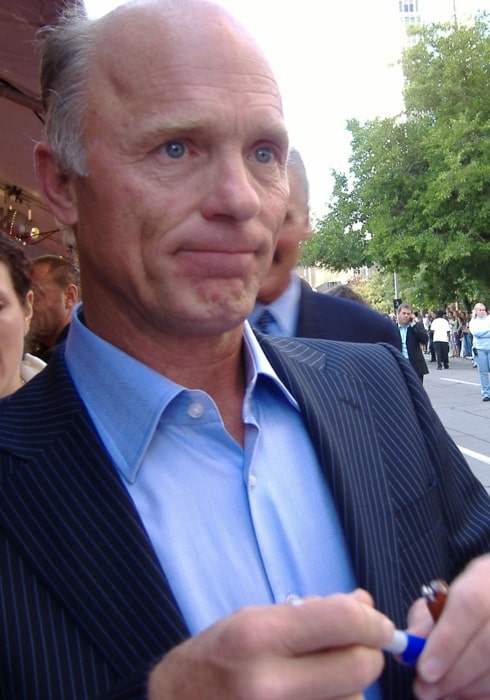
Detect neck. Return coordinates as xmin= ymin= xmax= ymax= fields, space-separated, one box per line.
xmin=85 ymin=308 xmax=248 ymax=445
xmin=37 ymin=321 xmax=69 ymax=348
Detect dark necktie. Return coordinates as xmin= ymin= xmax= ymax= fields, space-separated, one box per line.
xmin=257 ymin=309 xmax=274 ymax=334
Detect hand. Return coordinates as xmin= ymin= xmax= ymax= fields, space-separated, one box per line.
xmin=410 ymin=554 xmax=490 ymax=699
xmin=147 ymin=589 xmax=394 ymax=700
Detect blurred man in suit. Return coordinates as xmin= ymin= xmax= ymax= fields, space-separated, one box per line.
xmin=249 ymin=149 xmax=401 ymax=349
xmin=30 ymin=254 xmax=80 ymax=361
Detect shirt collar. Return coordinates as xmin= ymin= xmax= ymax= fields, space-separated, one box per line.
xmin=249 ymin=273 xmax=301 ymax=336
xmin=65 ymin=305 xmax=297 ymax=482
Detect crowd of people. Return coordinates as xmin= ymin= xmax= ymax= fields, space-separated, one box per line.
xmin=0 ymin=2 xmax=489 ymax=698
xmin=420 ymin=307 xmax=476 ymax=361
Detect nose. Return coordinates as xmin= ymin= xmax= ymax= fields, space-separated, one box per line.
xmin=200 ymin=151 xmax=261 ymax=223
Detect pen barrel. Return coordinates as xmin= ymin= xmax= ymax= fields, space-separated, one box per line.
xmin=399 ymin=634 xmax=426 ymax=666
xmin=383 ymin=630 xmax=426 ymax=667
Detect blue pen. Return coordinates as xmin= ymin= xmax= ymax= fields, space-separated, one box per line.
xmin=383 ymin=629 xmax=426 ymax=666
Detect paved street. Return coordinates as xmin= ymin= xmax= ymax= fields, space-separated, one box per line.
xmin=422 ymin=355 xmax=490 ymax=494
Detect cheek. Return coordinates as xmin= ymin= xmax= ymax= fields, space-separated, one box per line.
xmin=265 ymin=183 xmax=289 ymax=229
xmin=1 ymin=316 xmax=25 ymax=353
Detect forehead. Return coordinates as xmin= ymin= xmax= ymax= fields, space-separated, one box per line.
xmin=0 ymin=261 xmax=15 ymax=293
xmin=287 ymin=169 xmax=308 ymax=207
xmin=32 ymin=263 xmax=52 ymax=281
xmin=88 ymin=3 xmax=284 ymax=135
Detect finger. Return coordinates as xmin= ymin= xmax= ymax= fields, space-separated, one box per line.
xmin=414 ymin=621 xmax=490 ymax=699
xmin=416 ymin=556 xmax=490 ymax=688
xmin=418 ymin=580 xmax=488 ymax=682
xmin=272 ymin=594 xmax=395 ymax=657
xmin=350 ymin=588 xmax=375 ymax=607
xmin=266 ymin=645 xmax=385 ymax=700
xmin=406 ymin=597 xmax=434 ymax=638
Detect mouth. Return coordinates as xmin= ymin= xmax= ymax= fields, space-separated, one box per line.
xmin=177 ymin=249 xmax=259 ymax=276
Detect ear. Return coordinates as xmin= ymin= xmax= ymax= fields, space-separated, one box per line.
xmin=64 ymin=283 xmax=79 ymax=310
xmin=34 ymin=141 xmax=78 ymax=226
xmin=302 ymin=207 xmax=312 ymax=242
xmin=24 ymin=290 xmax=34 ymax=335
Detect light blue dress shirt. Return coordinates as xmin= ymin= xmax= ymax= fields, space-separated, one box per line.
xmin=65 ymin=305 xmax=380 ymax=700
xmin=398 ymin=324 xmax=409 ymax=359
xmin=249 ymin=272 xmax=301 ymax=336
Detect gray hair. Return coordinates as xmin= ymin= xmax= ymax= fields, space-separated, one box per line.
xmin=287 ymin=147 xmax=309 ymax=203
xmin=37 ymin=0 xmax=239 ymax=177
xmin=38 ymin=3 xmax=97 ymax=176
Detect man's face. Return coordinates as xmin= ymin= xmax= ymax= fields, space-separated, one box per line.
xmin=256 ymin=168 xmax=310 ymax=305
xmin=397 ymin=307 xmax=412 ymax=327
xmin=59 ymin=3 xmax=289 ymax=342
xmin=30 ymin=264 xmax=67 ymax=341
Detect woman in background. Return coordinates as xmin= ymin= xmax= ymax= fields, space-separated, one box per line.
xmin=0 ymin=234 xmax=46 ymax=398
xmin=469 ymin=302 xmax=490 ymax=402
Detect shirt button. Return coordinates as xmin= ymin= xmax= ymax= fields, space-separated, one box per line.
xmin=187 ymin=402 xmax=204 ymax=419
xmin=248 ymin=474 xmax=257 ymax=488
xmin=286 ymin=593 xmax=303 ymax=606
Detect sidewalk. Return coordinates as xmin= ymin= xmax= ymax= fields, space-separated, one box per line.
xmin=422 ymin=355 xmax=490 ymax=494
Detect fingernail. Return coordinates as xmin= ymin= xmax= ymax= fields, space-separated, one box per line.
xmin=418 ymin=655 xmax=445 ymax=683
xmin=382 ymin=617 xmax=395 ymax=641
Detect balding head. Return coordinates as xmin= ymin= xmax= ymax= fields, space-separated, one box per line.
xmin=34 ymin=0 xmax=290 ymax=350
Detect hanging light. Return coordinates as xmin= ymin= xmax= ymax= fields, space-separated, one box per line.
xmin=0 ymin=189 xmax=40 ymax=244
xmin=24 ymin=209 xmax=41 ymax=242
xmin=3 ymin=206 xmax=29 ymax=243
xmin=0 ymin=204 xmax=16 ymax=235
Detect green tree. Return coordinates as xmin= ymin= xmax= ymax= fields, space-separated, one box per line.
xmin=302 ymin=16 xmax=490 ymax=306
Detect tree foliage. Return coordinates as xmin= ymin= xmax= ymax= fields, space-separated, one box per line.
xmin=302 ymin=16 xmax=490 ymax=306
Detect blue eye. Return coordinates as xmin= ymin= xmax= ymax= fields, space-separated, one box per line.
xmin=254 ymin=147 xmax=274 ymax=164
xmin=164 ymin=141 xmax=186 ymax=158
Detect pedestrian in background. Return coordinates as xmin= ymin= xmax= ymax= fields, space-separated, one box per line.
xmin=0 ymin=234 xmax=46 ymax=398
xmin=396 ymin=303 xmax=429 ymax=382
xmin=469 ymin=302 xmax=490 ymax=402
xmin=430 ymin=310 xmax=451 ymax=370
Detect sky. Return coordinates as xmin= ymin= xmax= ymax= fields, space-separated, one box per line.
xmin=84 ymin=0 xmax=490 ymax=218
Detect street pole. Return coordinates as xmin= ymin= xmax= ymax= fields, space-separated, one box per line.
xmin=393 ymin=271 xmax=401 ymax=313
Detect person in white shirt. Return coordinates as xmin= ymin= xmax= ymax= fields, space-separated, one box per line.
xmin=430 ymin=310 xmax=451 ymax=369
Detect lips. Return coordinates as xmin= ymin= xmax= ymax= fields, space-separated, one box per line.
xmin=177 ymin=249 xmax=259 ymax=276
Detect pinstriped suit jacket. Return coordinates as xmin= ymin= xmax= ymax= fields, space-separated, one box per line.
xmin=0 ymin=336 xmax=489 ymax=699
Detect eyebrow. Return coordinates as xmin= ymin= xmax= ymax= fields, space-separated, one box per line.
xmin=132 ymin=116 xmax=289 ymax=153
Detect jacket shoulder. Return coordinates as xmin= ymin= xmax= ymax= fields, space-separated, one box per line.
xmin=297 ymin=283 xmax=400 ymax=348
xmin=0 ymin=352 xmax=85 ymax=455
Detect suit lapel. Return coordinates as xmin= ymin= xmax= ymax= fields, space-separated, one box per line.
xmin=259 ymin=335 xmax=406 ymax=623
xmin=0 ymin=357 xmax=188 ymax=676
